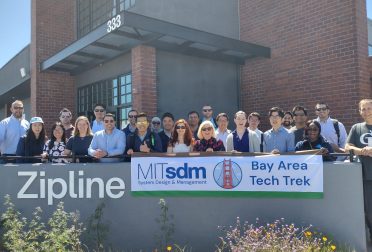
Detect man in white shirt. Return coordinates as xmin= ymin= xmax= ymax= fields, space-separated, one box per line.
xmin=248 ymin=112 xmax=263 ymax=152
xmin=215 ymin=113 xmax=231 ymax=149
xmin=314 ymin=102 xmax=347 ymax=153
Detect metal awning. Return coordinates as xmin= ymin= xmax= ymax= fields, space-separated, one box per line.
xmin=41 ymin=11 xmax=270 ymax=75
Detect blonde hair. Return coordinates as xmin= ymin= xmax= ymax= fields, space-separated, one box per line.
xmin=359 ymin=99 xmax=372 ymax=110
xmin=73 ymin=116 xmax=93 ymax=137
xmin=197 ymin=121 xmax=216 ymax=139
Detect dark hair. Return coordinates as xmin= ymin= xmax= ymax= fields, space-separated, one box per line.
xmin=169 ymin=119 xmax=193 ymax=147
xmin=188 ymin=111 xmax=199 ymax=118
xmin=216 ymin=113 xmax=229 ymax=121
xmin=94 ymin=103 xmax=106 ymax=110
xmin=59 ymin=108 xmax=72 ymax=117
xmin=104 ymin=113 xmax=115 ymax=120
xmin=284 ymin=111 xmax=293 ymax=118
xmin=128 ymin=109 xmax=138 ymax=116
xmin=162 ymin=112 xmax=174 ymax=121
xmin=248 ymin=112 xmax=261 ymax=121
xmin=292 ymin=105 xmax=308 ymax=116
xmin=268 ymin=107 xmax=284 ymax=118
xmin=48 ymin=122 xmax=66 ymax=150
xmin=304 ymin=120 xmax=321 ymax=137
xmin=25 ymin=123 xmax=45 ymax=146
xmin=136 ymin=112 xmax=147 ymax=120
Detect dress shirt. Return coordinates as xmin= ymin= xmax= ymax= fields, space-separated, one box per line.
xmin=88 ymin=128 xmax=126 ymax=157
xmin=264 ymin=126 xmax=295 ymax=153
xmin=0 ymin=115 xmax=29 ymax=154
xmin=216 ymin=128 xmax=231 ymax=149
xmin=315 ymin=117 xmax=347 ymax=148
xmin=92 ymin=120 xmax=104 ymax=133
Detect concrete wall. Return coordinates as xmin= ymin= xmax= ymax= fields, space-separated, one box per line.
xmin=75 ymin=53 xmax=132 ymax=88
xmin=156 ymin=50 xmax=239 ymax=120
xmin=0 ymin=161 xmax=366 ymax=251
xmin=130 ymin=0 xmax=239 ymax=39
xmin=0 ymin=45 xmax=30 ymax=96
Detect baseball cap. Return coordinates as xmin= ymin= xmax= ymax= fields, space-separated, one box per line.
xmin=30 ymin=117 xmax=44 ymax=124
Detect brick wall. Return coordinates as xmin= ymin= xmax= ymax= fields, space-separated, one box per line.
xmin=30 ymin=0 xmax=76 ymax=130
xmin=131 ymin=45 xmax=157 ymax=118
xmin=240 ymin=0 xmax=370 ymax=131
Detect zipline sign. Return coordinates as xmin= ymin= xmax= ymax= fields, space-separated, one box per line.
xmin=131 ymin=155 xmax=323 ymax=198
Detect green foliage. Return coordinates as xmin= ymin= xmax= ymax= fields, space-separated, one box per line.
xmin=155 ymin=198 xmax=175 ymax=252
xmin=216 ymin=217 xmax=355 ymax=252
xmin=83 ymin=202 xmax=110 ymax=252
xmin=1 ymin=195 xmax=84 ymax=252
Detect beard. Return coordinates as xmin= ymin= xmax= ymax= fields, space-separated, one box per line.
xmin=283 ymin=121 xmax=291 ymax=127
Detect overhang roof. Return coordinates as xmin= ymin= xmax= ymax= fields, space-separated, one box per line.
xmin=41 ymin=11 xmax=270 ymax=75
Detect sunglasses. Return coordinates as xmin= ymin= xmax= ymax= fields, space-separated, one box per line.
xmin=203 ymin=109 xmax=212 ymax=112
xmin=176 ymin=125 xmax=186 ymax=129
xmin=128 ymin=115 xmax=137 ymax=118
xmin=104 ymin=119 xmax=114 ymax=123
xmin=152 ymin=122 xmax=161 ymax=125
xmin=201 ymin=127 xmax=213 ymax=132
xmin=316 ymin=108 xmax=328 ymax=112
xmin=95 ymin=109 xmax=105 ymax=112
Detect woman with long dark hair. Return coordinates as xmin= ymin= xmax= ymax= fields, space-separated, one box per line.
xmin=167 ymin=119 xmax=194 ymax=153
xmin=16 ymin=117 xmax=46 ymax=163
xmin=43 ymin=122 xmax=68 ymax=163
xmin=295 ymin=120 xmax=335 ymax=161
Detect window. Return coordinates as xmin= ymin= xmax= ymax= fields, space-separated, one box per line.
xmin=77 ymin=73 xmax=132 ymax=128
xmin=77 ymin=0 xmax=136 ymax=38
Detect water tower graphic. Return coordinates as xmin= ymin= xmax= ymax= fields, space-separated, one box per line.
xmin=213 ymin=159 xmax=242 ymax=189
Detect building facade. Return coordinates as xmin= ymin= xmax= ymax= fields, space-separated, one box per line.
xmin=0 ymin=0 xmax=371 ymax=131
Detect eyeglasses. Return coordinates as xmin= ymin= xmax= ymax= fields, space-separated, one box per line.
xmin=95 ymin=109 xmax=105 ymax=112
xmin=13 ymin=106 xmax=24 ymax=110
xmin=176 ymin=125 xmax=186 ymax=129
xmin=201 ymin=127 xmax=213 ymax=132
xmin=316 ymin=108 xmax=328 ymax=112
xmin=307 ymin=128 xmax=319 ymax=132
xmin=128 ymin=115 xmax=137 ymax=118
xmin=104 ymin=119 xmax=114 ymax=123
xmin=152 ymin=122 xmax=160 ymax=125
xmin=61 ymin=115 xmax=71 ymax=119
xmin=203 ymin=109 xmax=212 ymax=112
xmin=136 ymin=121 xmax=147 ymax=126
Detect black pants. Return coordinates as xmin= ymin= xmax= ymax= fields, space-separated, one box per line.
xmin=364 ymin=180 xmax=372 ymax=238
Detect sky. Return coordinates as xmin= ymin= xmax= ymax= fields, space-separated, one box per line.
xmin=0 ymin=1 xmax=371 ymax=69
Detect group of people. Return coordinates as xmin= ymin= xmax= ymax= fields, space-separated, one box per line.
xmin=0 ymin=100 xmax=354 ymax=163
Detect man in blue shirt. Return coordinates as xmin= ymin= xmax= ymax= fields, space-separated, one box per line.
xmin=91 ymin=103 xmax=106 ymax=133
xmin=264 ymin=107 xmax=295 ymax=154
xmin=88 ymin=113 xmax=125 ymax=162
xmin=0 ymin=100 xmax=29 ymax=162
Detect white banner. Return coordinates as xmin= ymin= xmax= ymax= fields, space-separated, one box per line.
xmin=131 ymin=155 xmax=323 ymax=197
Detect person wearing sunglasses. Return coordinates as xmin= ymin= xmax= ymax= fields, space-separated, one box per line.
xmin=88 ymin=113 xmax=125 ymax=162
xmin=0 ymin=100 xmax=29 ymax=162
xmin=59 ymin=108 xmax=74 ymax=139
xmin=201 ymin=105 xmax=217 ymax=129
xmin=151 ymin=116 xmax=162 ymax=133
xmin=194 ymin=121 xmax=225 ymax=152
xmin=122 ymin=109 xmax=138 ymax=137
xmin=314 ymin=102 xmax=347 ymax=155
xmin=92 ymin=103 xmax=106 ymax=133
xmin=167 ymin=119 xmax=194 ymax=153
xmin=295 ymin=120 xmax=334 ymax=161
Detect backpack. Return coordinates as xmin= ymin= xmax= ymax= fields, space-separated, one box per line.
xmin=332 ymin=119 xmax=340 ymax=146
